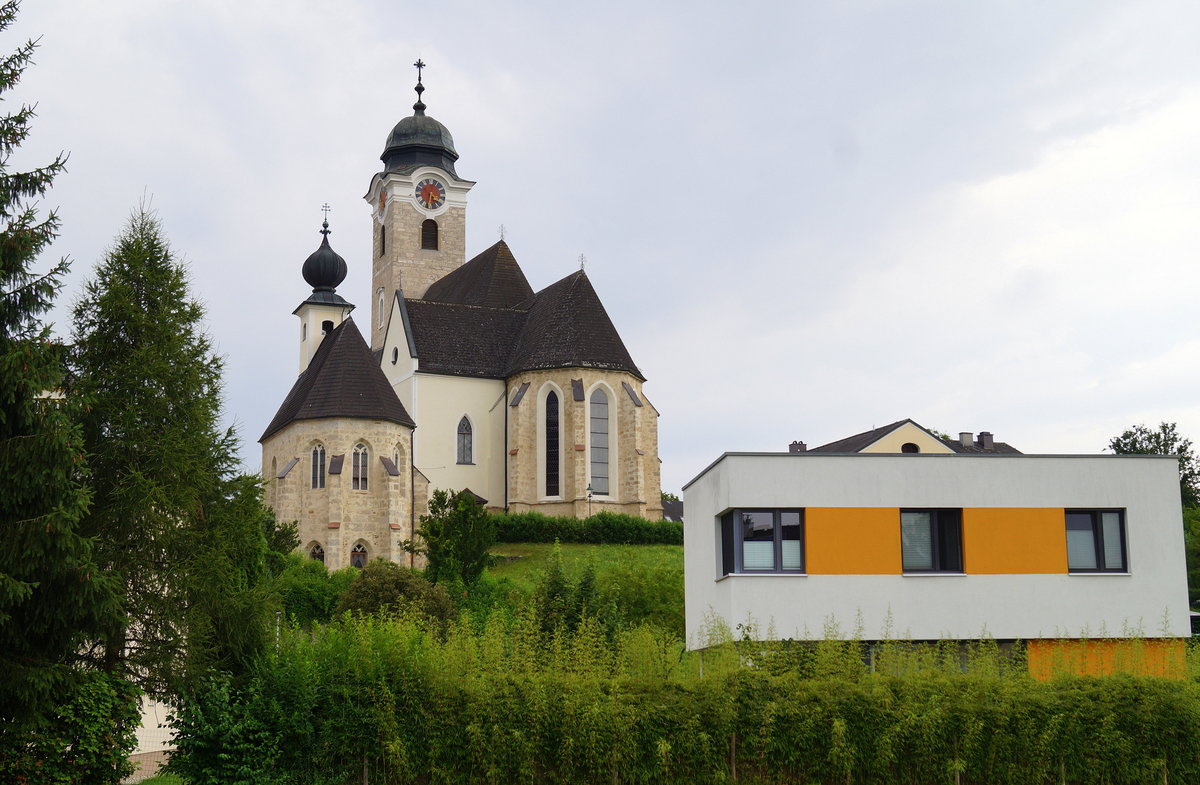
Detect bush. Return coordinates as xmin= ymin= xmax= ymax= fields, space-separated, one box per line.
xmin=335 ymin=560 xmax=455 ymax=624
xmin=272 ymin=553 xmax=356 ymax=627
xmin=494 ymin=510 xmax=683 ymax=545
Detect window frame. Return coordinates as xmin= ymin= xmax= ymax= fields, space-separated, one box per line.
xmin=350 ymin=542 xmax=368 ymax=569
xmin=544 ymin=389 xmax=561 ymax=497
xmin=352 ymin=443 xmax=369 ymax=491
xmin=719 ymin=508 xmax=806 ymax=575
xmin=589 ymin=388 xmax=610 ymax=496
xmin=421 ymin=219 xmax=439 ymax=250
xmin=456 ymin=416 xmax=473 ymax=465
xmin=1065 ymin=509 xmax=1128 ymax=573
xmin=311 ymin=443 xmax=326 ymax=489
xmin=900 ymin=508 xmax=964 ymax=573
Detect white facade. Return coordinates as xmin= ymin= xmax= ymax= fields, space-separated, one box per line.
xmin=683 ymin=452 xmax=1190 ymax=646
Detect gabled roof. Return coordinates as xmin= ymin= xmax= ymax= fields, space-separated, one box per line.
xmin=505 ymin=270 xmax=642 ymax=379
xmin=810 ymin=418 xmax=1021 ymax=454
xmin=261 ymin=318 xmax=415 ymax=442
xmin=422 ymin=240 xmax=534 ymax=309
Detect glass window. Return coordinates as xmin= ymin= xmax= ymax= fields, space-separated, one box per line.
xmin=720 ymin=509 xmax=806 ymax=574
xmin=352 ymin=443 xmax=368 ymax=491
xmin=421 ymin=219 xmax=439 ymax=250
xmin=311 ymin=444 xmax=326 ymax=489
xmin=901 ymin=509 xmax=963 ymax=572
xmin=1066 ymin=510 xmax=1126 ymax=572
xmin=545 ymin=391 xmax=560 ymax=496
xmin=590 ymin=389 xmax=609 ymax=495
xmin=309 ymin=543 xmax=325 ymax=563
xmin=457 ymin=417 xmax=472 ymax=464
xmin=351 ymin=543 xmax=368 ymax=569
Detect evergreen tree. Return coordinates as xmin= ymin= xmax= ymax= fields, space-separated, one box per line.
xmin=0 ymin=0 xmax=118 ymax=727
xmin=71 ymin=208 xmax=270 ymax=697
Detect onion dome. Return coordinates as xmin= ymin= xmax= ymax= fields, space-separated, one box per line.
xmin=302 ymin=220 xmax=347 ymax=292
xmin=381 ymin=61 xmax=460 ymax=176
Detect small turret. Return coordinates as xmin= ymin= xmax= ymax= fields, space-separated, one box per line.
xmin=294 ymin=213 xmax=355 ymax=372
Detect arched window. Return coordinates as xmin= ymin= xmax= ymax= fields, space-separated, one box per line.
xmin=901 ymin=442 xmax=920 ymax=454
xmin=351 ymin=543 xmax=368 ymax=569
xmin=421 ymin=219 xmax=439 ymax=250
xmin=545 ymin=391 xmax=560 ymax=496
xmin=302 ymin=322 xmax=307 ymax=341
xmin=311 ymin=444 xmax=326 ymax=489
xmin=377 ymin=288 xmax=385 ymax=328
xmin=309 ymin=543 xmax=325 ymax=563
xmin=457 ymin=416 xmax=473 ymax=464
xmin=380 ymin=223 xmax=386 ymax=256
xmin=590 ymin=389 xmax=610 ymax=495
xmin=352 ymin=443 xmax=369 ymax=491
xmin=321 ymin=319 xmax=334 ymax=335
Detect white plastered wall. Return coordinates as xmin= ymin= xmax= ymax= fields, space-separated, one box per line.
xmin=409 ymin=373 xmax=506 ymax=506
xmin=683 ymin=453 xmax=1190 ymax=647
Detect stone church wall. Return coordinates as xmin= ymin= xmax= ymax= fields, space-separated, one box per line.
xmin=262 ymin=418 xmax=421 ymax=569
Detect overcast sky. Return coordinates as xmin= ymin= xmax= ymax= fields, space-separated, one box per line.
xmin=12 ymin=1 xmax=1200 ymax=494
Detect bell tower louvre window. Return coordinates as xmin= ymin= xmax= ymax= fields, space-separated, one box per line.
xmin=421 ymin=219 xmax=439 ymax=250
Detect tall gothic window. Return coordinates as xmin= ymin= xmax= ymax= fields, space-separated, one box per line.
xmin=590 ymin=389 xmax=610 ymax=495
xmin=545 ymin=391 xmax=560 ymax=496
xmin=352 ymin=443 xmax=369 ymax=491
xmin=394 ymin=444 xmax=406 ymax=494
xmin=309 ymin=543 xmax=325 ymax=563
xmin=311 ymin=444 xmax=326 ymax=489
xmin=457 ymin=417 xmax=473 ymax=464
xmin=351 ymin=543 xmax=368 ymax=569
xmin=421 ymin=219 xmax=439 ymax=250
xmin=380 ymin=223 xmax=386 ymax=256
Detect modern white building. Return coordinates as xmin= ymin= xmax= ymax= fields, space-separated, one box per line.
xmin=683 ymin=447 xmax=1190 ymax=653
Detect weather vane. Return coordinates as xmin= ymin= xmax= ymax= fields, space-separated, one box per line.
xmin=579 ymin=254 xmax=587 ymax=271
xmin=498 ymin=224 xmax=506 ymax=241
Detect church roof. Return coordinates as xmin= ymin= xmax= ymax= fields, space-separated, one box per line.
xmin=505 ymin=270 xmax=642 ymax=379
xmin=422 ymin=240 xmax=534 ymax=308
xmin=402 ymin=249 xmax=643 ymax=381
xmin=261 ymin=318 xmax=415 ymax=442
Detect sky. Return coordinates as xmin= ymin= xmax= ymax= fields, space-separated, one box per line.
xmin=11 ymin=0 xmax=1200 ymax=495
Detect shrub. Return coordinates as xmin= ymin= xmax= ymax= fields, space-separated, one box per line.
xmin=493 ymin=510 xmax=683 ymax=545
xmin=334 ymin=560 xmax=455 ymax=624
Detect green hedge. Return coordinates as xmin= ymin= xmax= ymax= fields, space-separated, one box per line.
xmin=492 ymin=510 xmax=683 ymax=545
xmin=169 ymin=616 xmax=1200 ymax=785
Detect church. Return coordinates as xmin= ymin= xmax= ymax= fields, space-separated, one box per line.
xmin=261 ymin=66 xmax=662 ymax=569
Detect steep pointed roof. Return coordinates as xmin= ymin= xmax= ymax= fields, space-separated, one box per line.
xmin=260 ymin=318 xmax=414 ymax=442
xmin=505 ymin=270 xmax=642 ymax=379
xmin=404 ymin=300 xmax=527 ymax=377
xmin=422 ymin=240 xmax=534 ymax=308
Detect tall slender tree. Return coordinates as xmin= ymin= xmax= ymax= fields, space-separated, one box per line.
xmin=71 ymin=208 xmax=271 ymax=697
xmin=0 ymin=0 xmax=118 ymax=727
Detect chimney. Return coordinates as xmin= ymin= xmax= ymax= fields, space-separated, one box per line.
xmin=978 ymin=431 xmax=994 ymax=450
xmin=959 ymin=432 xmax=973 ymax=448
xmin=789 ymin=440 xmax=807 ymax=453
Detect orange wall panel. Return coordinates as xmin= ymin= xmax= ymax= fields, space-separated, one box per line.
xmin=807 ymin=508 xmax=901 ymax=574
xmin=1027 ymin=639 xmax=1187 ymax=680
xmin=963 ymin=508 xmax=1066 ymax=574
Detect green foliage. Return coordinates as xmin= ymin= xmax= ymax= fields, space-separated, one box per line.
xmin=404 ymin=488 xmax=495 ymax=586
xmin=1185 ymin=507 xmax=1200 ymax=609
xmin=335 ymin=560 xmax=455 ymax=625
xmin=661 ymin=490 xmax=680 ymax=502
xmin=0 ymin=0 xmax=120 ymax=728
xmin=489 ymin=542 xmax=684 ymax=635
xmin=272 ymin=553 xmax=356 ymax=627
xmin=494 ymin=509 xmax=683 ymax=545
xmin=262 ymin=513 xmax=299 ymax=577
xmin=169 ymin=614 xmax=1200 ymax=785
xmin=70 ymin=207 xmax=272 ymax=697
xmin=167 ymin=674 xmax=285 ymax=785
xmin=0 ymin=670 xmax=139 ymax=784
xmin=1109 ymin=421 xmax=1200 ymax=508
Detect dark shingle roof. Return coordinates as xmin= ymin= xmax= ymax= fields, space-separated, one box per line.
xmin=403 ymin=246 xmax=643 ymax=381
xmin=260 ymin=318 xmax=415 ymax=441
xmin=422 ymin=240 xmax=534 ymax=309
xmin=505 ymin=270 xmax=642 ymax=379
xmin=943 ymin=439 xmax=1022 ymax=454
xmin=405 ymin=300 xmax=526 ymax=378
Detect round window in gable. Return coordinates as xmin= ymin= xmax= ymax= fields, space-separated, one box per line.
xmin=901 ymin=442 xmax=920 ymax=454
xmin=391 ymin=347 xmax=399 ymax=365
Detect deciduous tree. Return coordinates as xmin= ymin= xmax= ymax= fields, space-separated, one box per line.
xmin=1108 ymin=422 xmax=1199 ymax=508
xmin=403 ymin=489 xmax=495 ymax=586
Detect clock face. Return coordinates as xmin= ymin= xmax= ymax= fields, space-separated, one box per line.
xmin=415 ymin=178 xmax=447 ymax=210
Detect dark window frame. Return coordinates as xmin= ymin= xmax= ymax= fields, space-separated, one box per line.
xmin=1066 ymin=509 xmax=1127 ymax=573
xmin=309 ymin=543 xmax=325 ymax=563
xmin=900 ymin=508 xmax=963 ymax=573
xmin=719 ymin=508 xmax=806 ymax=575
xmin=421 ymin=219 xmax=439 ymax=250
xmin=352 ymin=443 xmax=369 ymax=491
xmin=351 ymin=542 xmax=368 ymax=569
xmin=456 ymin=416 xmax=473 ymax=465
xmin=311 ymin=443 xmax=326 ymax=489
xmin=545 ymin=390 xmax=560 ymax=497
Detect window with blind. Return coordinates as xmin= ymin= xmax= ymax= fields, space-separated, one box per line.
xmin=900 ymin=509 xmax=963 ymax=572
xmin=589 ymin=389 xmax=609 ymax=495
xmin=719 ymin=509 xmax=805 ymax=574
xmin=1066 ymin=510 xmax=1126 ymax=572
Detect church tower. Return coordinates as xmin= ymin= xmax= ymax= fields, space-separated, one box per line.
xmin=365 ymin=62 xmax=474 ymax=350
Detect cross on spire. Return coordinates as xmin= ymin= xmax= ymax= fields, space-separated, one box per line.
xmin=498 ymin=224 xmax=506 ymax=241
xmin=578 ymin=253 xmax=587 ymax=271
xmin=320 ymin=203 xmax=331 ymax=235
xmin=412 ymin=59 xmax=427 ymax=113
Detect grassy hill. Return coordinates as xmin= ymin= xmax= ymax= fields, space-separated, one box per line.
xmin=487 ymin=542 xmax=683 ymax=636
